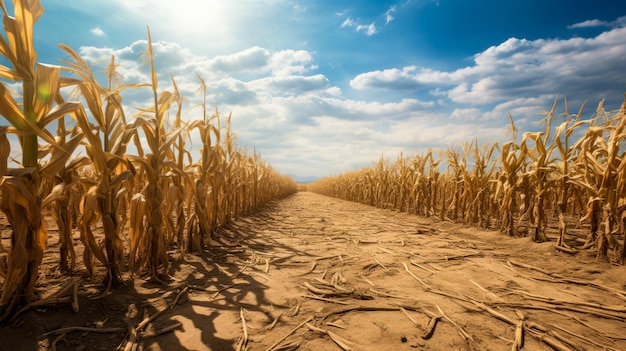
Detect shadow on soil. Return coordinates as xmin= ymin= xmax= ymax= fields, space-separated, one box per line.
xmin=0 ymin=197 xmax=311 ymax=351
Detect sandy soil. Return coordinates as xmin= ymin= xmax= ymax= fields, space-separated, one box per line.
xmin=1 ymin=191 xmax=625 ymax=351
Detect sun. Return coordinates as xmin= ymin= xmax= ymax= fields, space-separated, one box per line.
xmin=113 ymin=0 xmax=249 ymax=51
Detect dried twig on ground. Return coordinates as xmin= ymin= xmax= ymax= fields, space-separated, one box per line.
xmin=272 ymin=339 xmax=300 ymax=351
xmin=553 ymin=245 xmax=578 ymax=255
xmin=403 ymin=263 xmax=430 ymax=289
xmin=305 ymin=323 xmax=355 ymax=351
xmin=357 ymin=273 xmax=376 ymax=287
xmin=468 ymin=279 xmax=504 ymax=302
xmin=369 ymin=288 xmax=405 ymax=299
xmin=511 ymin=310 xmax=525 ymax=351
xmin=71 ymin=279 xmax=79 ymax=313
xmin=12 ymin=297 xmax=72 ymax=321
xmin=421 ymin=314 xmax=441 ymax=340
xmin=140 ymin=322 xmax=182 ymax=338
xmin=512 ymin=290 xmax=626 ymax=314
xmin=236 ymin=307 xmax=249 ymax=351
xmin=525 ymin=322 xmax=580 ymax=351
xmin=190 ymin=282 xmax=246 ymax=298
xmin=121 ymin=288 xmax=187 ymax=351
xmin=399 ymin=306 xmax=422 ymax=328
xmin=409 ymin=260 xmax=436 ymax=274
xmin=50 ymin=333 xmax=67 ymax=351
xmin=321 ymin=305 xmax=407 ymax=322
xmin=372 ymin=256 xmax=390 ymax=273
xmin=442 ymin=251 xmax=484 ymax=261
xmin=43 ymin=326 xmax=125 ymax=336
xmin=549 ymin=323 xmax=620 ymax=351
xmin=507 ymin=260 xmax=626 ymax=301
xmin=436 ymin=304 xmax=473 ymax=342
xmin=266 ymin=313 xmax=283 ymax=330
xmin=12 ymin=277 xmax=81 ymax=320
xmin=302 ymin=294 xmax=350 ymax=305
xmin=377 ymin=246 xmax=399 ymax=256
xmin=265 ymin=316 xmax=313 ymax=351
xmin=171 ymin=285 xmax=189 ymax=309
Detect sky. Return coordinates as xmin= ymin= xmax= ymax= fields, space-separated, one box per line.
xmin=2 ymin=0 xmax=626 ymax=178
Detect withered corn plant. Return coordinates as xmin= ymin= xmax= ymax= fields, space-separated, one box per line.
xmin=570 ymin=96 xmax=626 ymax=260
xmin=0 ymin=1 xmax=299 ymax=322
xmin=445 ymin=146 xmax=465 ymax=222
xmin=464 ymin=141 xmax=497 ymax=228
xmin=552 ymin=98 xmax=586 ymax=248
xmin=186 ymin=74 xmax=219 ymax=252
xmin=516 ymin=102 xmax=561 ymax=243
xmin=164 ymin=74 xmax=190 ymax=248
xmin=0 ymin=0 xmax=83 ymax=319
xmin=309 ymin=93 xmax=625 ymax=264
xmin=42 ymin=113 xmax=88 ymax=273
xmin=127 ymin=28 xmax=177 ymax=280
xmin=493 ymin=113 xmax=526 ymax=236
xmin=0 ymin=126 xmax=10 ymax=270
xmin=59 ymin=45 xmax=145 ymax=288
xmin=219 ymin=114 xmax=243 ymax=225
xmin=426 ymin=150 xmax=442 ymax=218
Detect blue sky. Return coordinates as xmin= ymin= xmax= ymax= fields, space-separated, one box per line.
xmin=3 ymin=0 xmax=626 ymax=177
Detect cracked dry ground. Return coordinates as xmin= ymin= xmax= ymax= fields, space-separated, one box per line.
xmin=2 ymin=191 xmax=626 ymax=351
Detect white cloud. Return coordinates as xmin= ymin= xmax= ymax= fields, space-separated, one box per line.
xmin=450 ymin=107 xmax=482 ymax=121
xmin=78 ymin=45 xmax=146 ymax=82
xmin=568 ymin=15 xmax=626 ymax=29
xmin=351 ymin=65 xmax=458 ymax=91
xmin=269 ymin=50 xmax=317 ymax=76
xmin=341 ymin=17 xmax=378 ymax=36
xmin=341 ymin=17 xmax=355 ymax=28
xmin=340 ymin=5 xmax=398 ymax=36
xmin=323 ymin=97 xmax=435 ymax=119
xmin=387 ymin=117 xmax=508 ymax=148
xmin=56 ymin=20 xmax=626 ymax=178
xmin=568 ymin=19 xmax=610 ymax=29
xmin=78 ymin=40 xmax=201 ymax=84
xmin=324 ymin=87 xmax=343 ymax=97
xmin=90 ymin=27 xmax=105 ymax=36
xmin=351 ymin=26 xmax=626 ymax=108
xmin=209 ymin=47 xmax=271 ymax=74
xmin=480 ymin=96 xmax=557 ymax=123
xmin=207 ymin=78 xmax=259 ymax=106
xmin=351 ymin=66 xmax=422 ymax=90
xmin=385 ymin=6 xmax=397 ymax=25
xmin=357 ymin=23 xmax=378 ymax=36
xmin=249 ymin=74 xmax=329 ymax=97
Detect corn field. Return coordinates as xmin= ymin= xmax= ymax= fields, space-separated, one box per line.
xmin=0 ymin=0 xmax=297 ymax=320
xmin=309 ymin=96 xmax=626 ymax=265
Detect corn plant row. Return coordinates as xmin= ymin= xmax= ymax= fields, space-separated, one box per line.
xmin=0 ymin=0 xmax=297 ymax=320
xmin=309 ymin=96 xmax=626 ymax=266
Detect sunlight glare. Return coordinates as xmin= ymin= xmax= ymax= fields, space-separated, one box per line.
xmin=114 ymin=0 xmax=240 ymax=48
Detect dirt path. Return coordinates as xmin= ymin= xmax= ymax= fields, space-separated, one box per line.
xmin=2 ymin=191 xmax=626 ymax=351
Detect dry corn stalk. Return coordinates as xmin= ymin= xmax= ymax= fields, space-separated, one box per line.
xmin=552 ymin=98 xmax=586 ymax=247
xmin=163 ymin=74 xmax=190 ymax=247
xmin=309 ymin=94 xmax=626 ymax=264
xmin=127 ymin=27 xmax=176 ymax=279
xmin=570 ymin=95 xmax=626 ymax=259
xmin=186 ymin=74 xmax=219 ymax=252
xmin=0 ymin=1 xmax=298 ymax=322
xmin=0 ymin=0 xmax=83 ymax=319
xmin=59 ymin=45 xmax=144 ymax=286
xmin=521 ymin=127 xmax=553 ymax=243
